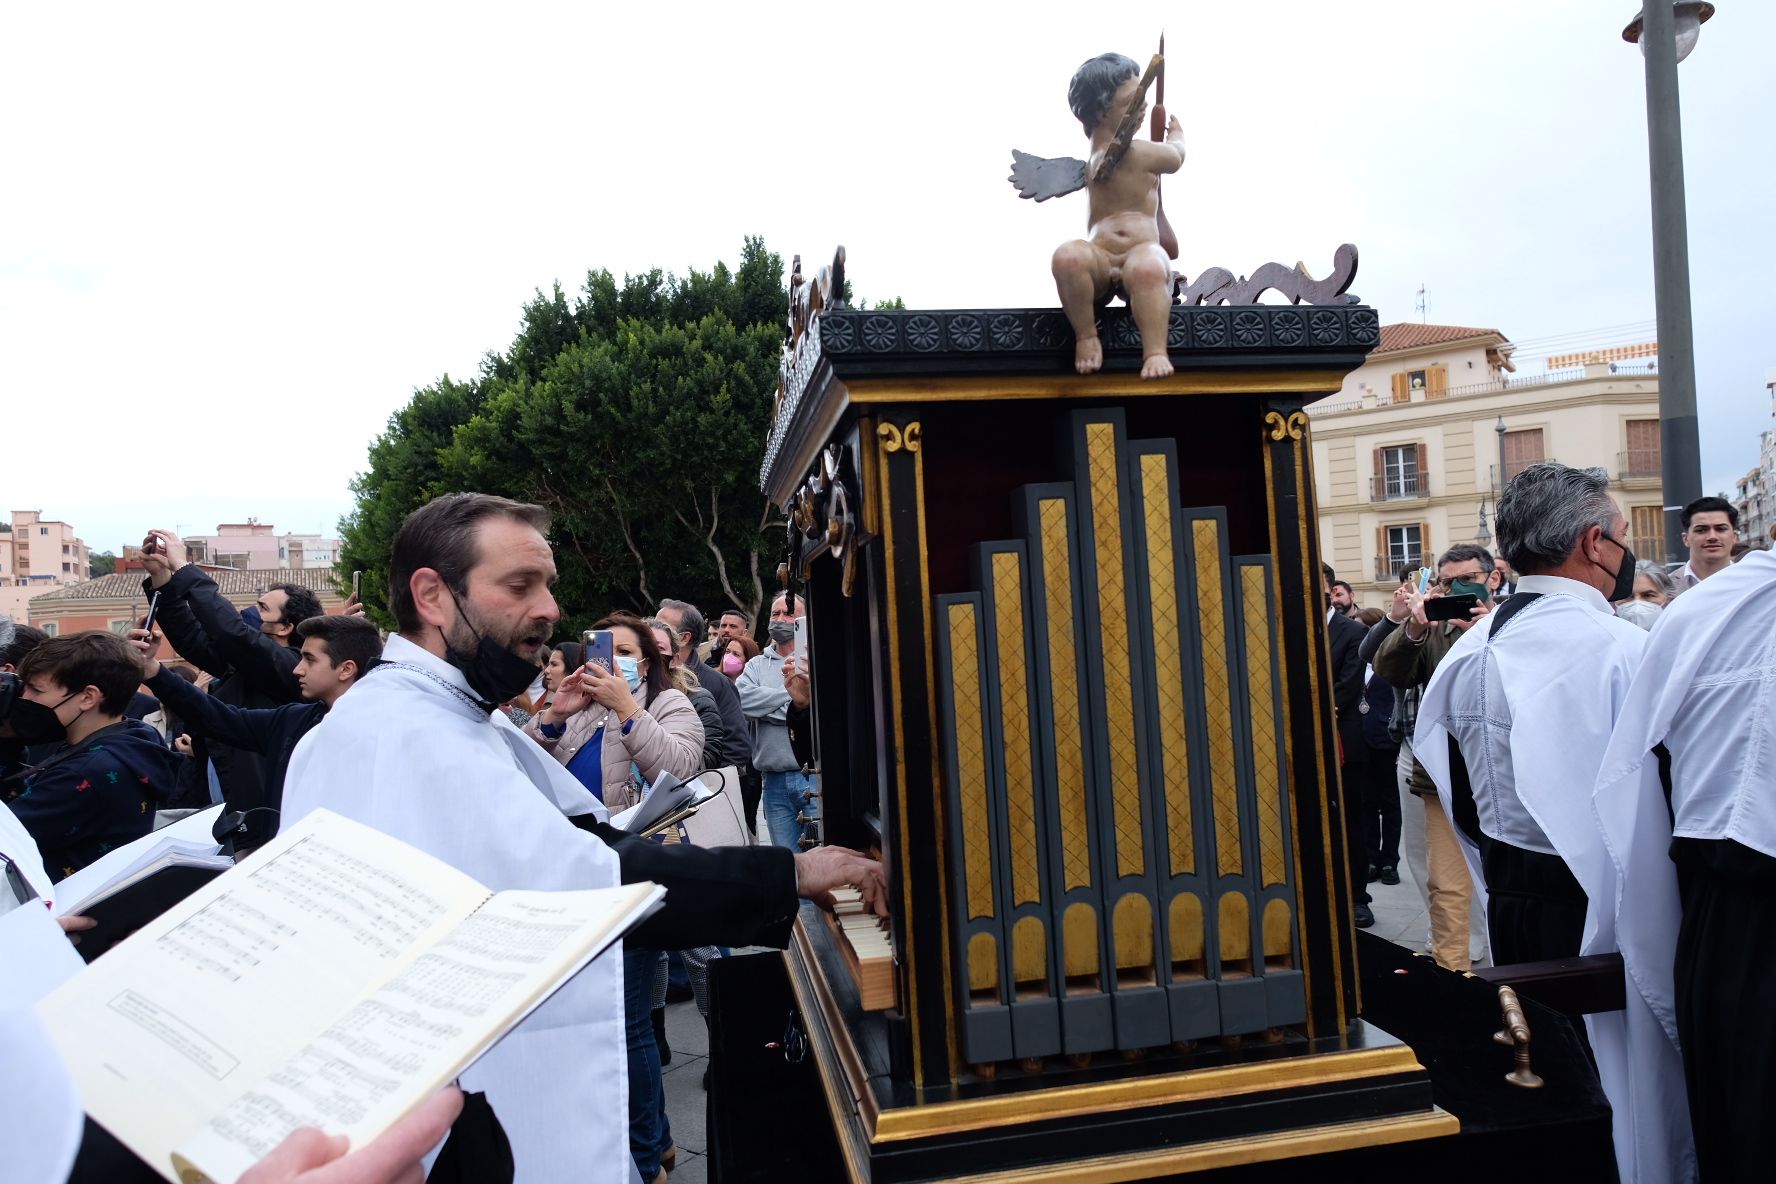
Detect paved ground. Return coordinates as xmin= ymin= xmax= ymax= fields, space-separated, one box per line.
xmin=657 ymin=848 xmax=1481 ymax=1177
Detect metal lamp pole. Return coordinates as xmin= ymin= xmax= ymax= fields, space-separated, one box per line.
xmin=1625 ymin=1 xmax=1712 ymax=563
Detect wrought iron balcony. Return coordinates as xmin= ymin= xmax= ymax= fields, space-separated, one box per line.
xmin=1370 ymin=473 xmax=1427 ymax=501
xmin=1375 ymin=552 xmax=1425 ymax=582
xmin=1618 ymin=449 xmax=1662 ymax=480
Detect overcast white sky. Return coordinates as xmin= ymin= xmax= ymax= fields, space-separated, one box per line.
xmin=4 ymin=1 xmax=1771 ymax=555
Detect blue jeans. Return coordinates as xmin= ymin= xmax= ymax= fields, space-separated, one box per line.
xmin=623 ymin=945 xmax=670 ymax=1178
xmin=761 ymin=769 xmax=815 ymax=849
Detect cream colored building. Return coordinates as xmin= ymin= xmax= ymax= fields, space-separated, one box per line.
xmin=1306 ymin=324 xmax=1664 ymax=601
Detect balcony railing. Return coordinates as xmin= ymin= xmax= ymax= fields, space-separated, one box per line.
xmin=1312 ymin=358 xmax=1660 ymax=418
xmin=1375 ymin=552 xmax=1425 ymax=581
xmin=1619 ymin=449 xmax=1662 ymax=479
xmin=1371 ymin=472 xmax=1427 ymax=501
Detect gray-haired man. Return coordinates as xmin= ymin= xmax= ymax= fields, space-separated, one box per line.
xmin=1412 ymin=463 xmax=1687 ymax=1183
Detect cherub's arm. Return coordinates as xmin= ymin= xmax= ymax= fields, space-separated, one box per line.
xmin=1128 ymin=115 xmax=1185 ymax=176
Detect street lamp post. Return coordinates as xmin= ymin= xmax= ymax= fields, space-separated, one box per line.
xmin=1624 ymin=1 xmax=1712 ymax=564
xmin=1495 ymin=416 xmax=1508 ymax=495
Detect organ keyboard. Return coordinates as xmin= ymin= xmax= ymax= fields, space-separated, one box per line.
xmin=823 ymin=885 xmax=895 ymax=1011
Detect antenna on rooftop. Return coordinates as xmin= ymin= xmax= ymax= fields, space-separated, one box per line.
xmin=1414 ymin=284 xmax=1429 ymax=323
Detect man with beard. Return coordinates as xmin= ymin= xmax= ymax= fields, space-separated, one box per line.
xmin=280 ymin=493 xmax=885 ymax=1183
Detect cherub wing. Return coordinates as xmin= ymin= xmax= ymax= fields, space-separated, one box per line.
xmin=1008 ymin=149 xmax=1087 ymax=202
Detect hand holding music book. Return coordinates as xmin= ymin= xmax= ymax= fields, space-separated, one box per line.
xmin=35 ymin=807 xmax=664 ymax=1184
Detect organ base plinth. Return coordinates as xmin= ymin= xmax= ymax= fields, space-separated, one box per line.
xmin=785 ymin=909 xmax=1457 ymax=1184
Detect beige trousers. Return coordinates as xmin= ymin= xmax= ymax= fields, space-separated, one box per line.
xmin=1423 ymin=794 xmax=1481 ymax=971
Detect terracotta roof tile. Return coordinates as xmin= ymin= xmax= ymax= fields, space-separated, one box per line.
xmin=1376 ymin=323 xmax=1506 ymax=355
xmin=26 ymin=567 xmax=343 ymax=604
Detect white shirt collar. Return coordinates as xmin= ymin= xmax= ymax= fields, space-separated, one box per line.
xmin=1514 ymin=573 xmax=1613 ymax=615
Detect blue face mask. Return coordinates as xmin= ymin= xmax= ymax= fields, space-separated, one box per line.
xmin=616 ymin=655 xmax=643 ymax=692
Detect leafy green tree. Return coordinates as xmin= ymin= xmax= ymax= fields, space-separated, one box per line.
xmin=339 ymin=238 xmax=789 ymax=637
xmin=88 ymin=551 xmax=117 ymax=578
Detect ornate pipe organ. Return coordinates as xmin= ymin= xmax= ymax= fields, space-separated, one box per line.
xmin=758 ymin=254 xmax=1456 ymax=1181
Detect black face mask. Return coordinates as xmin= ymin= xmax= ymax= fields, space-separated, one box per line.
xmin=767 ymin=621 xmax=797 ymax=645
xmin=5 ymin=690 xmax=78 ymax=746
xmin=439 ymin=589 xmax=540 ymax=711
xmin=1602 ymin=537 xmax=1637 ymax=603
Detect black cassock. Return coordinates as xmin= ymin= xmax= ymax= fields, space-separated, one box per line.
xmin=1671 ymin=836 xmax=1776 ymax=1181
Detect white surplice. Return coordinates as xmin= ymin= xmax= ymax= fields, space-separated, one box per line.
xmin=1416 ymin=575 xmax=1693 ymax=1183
xmin=1592 ymin=551 xmax=1776 ymax=1181
xmin=282 ymin=634 xmax=631 ymax=1184
xmin=0 ymin=801 xmax=53 ymax=912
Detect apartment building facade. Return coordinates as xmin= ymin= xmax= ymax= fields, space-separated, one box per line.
xmin=1307 ymin=324 xmax=1664 ymax=601
xmin=0 ymin=509 xmax=92 ymax=622
xmin=185 ymin=520 xmax=343 ymax=570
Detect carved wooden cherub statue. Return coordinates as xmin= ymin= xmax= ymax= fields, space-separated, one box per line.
xmin=1010 ymin=52 xmax=1184 ymax=378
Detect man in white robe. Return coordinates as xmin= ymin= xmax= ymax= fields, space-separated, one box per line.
xmin=282 ymin=493 xmax=886 ymax=1183
xmin=1595 ymin=546 xmax=1776 ymax=1180
xmin=1414 ymin=463 xmax=1692 ymax=1183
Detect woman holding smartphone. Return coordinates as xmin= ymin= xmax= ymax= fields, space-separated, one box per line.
xmin=522 ymin=612 xmax=704 ymax=810
xmin=522 ymin=612 xmax=705 ymax=1183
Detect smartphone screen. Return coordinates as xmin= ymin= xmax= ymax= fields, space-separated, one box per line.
xmin=141 ymin=590 xmax=162 ymax=635
xmin=792 ymin=616 xmax=807 ymax=658
xmin=582 ymin=629 xmax=614 ymax=674
xmin=351 ymin=570 xmax=363 ymax=601
xmin=1424 ymin=593 xmax=1479 ymax=622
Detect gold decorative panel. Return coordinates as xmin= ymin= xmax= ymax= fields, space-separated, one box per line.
xmin=1040 ymin=498 xmax=1092 ymax=891
xmin=1011 ymin=915 xmax=1047 ymax=990
xmin=1241 ymin=565 xmax=1288 ymax=889
xmin=1113 ymin=893 xmax=1156 ymax=976
xmin=1140 ymin=454 xmax=1194 ymax=877
xmin=1085 ymin=424 xmax=1144 ymax=879
xmin=946 ymin=602 xmax=994 ymax=921
xmin=968 ymin=931 xmax=999 ymax=994
xmin=1193 ymin=519 xmax=1240 ymax=876
xmin=1169 ymin=892 xmax=1205 ymax=973
xmin=990 ymin=551 xmax=1040 ymax=907
xmin=1262 ymin=899 xmax=1294 ymax=965
xmin=1218 ymin=892 xmax=1251 ymax=970
xmin=1062 ymin=901 xmax=1100 ymax=983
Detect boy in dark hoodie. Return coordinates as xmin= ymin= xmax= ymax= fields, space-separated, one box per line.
xmin=1 ymin=631 xmax=180 ymax=880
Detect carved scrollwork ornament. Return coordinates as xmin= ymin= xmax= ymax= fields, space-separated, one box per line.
xmin=878 ymin=422 xmax=904 ymax=453
xmin=1264 ymin=410 xmax=1307 ymax=441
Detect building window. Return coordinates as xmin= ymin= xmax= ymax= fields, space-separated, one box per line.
xmin=41 ymin=622 xmax=58 ymax=637
xmin=109 ymin=619 xmax=132 ymax=636
xmin=1630 ymin=505 xmax=1663 ymax=557
xmin=1622 ymin=419 xmax=1661 ymax=479
xmin=1390 ymin=364 xmax=1448 ymax=403
xmin=1372 ymin=444 xmax=1426 ymax=500
xmin=1376 ymin=523 xmax=1427 ymax=580
xmin=39 ymin=527 xmax=48 ymax=535
xmin=1499 ymin=428 xmax=1545 ymax=484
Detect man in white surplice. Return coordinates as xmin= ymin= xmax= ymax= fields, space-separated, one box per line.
xmin=1595 ymin=547 xmax=1776 ymax=1180
xmin=282 ymin=493 xmax=887 ymax=1183
xmin=1414 ymin=463 xmax=1693 ymax=1183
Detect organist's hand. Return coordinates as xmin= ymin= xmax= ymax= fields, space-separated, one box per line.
xmin=795 ymin=845 xmax=889 ymax=918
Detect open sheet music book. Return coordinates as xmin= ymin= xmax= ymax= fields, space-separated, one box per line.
xmin=35 ymin=808 xmax=664 ymax=1184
